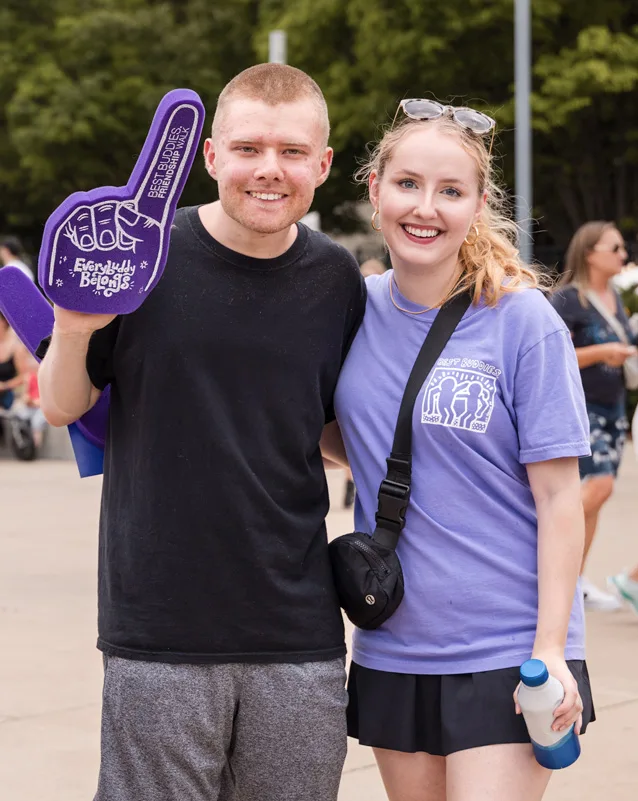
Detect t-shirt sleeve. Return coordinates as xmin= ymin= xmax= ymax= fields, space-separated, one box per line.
xmin=342 ymin=270 xmax=367 ymax=362
xmin=325 ymin=268 xmax=367 ymax=424
xmin=514 ymin=328 xmax=591 ymax=464
xmin=86 ymin=317 xmax=121 ymax=390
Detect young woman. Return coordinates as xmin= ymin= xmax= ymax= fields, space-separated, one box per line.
xmin=322 ymin=101 xmax=594 ymax=800
xmin=551 ymin=222 xmax=637 ymax=611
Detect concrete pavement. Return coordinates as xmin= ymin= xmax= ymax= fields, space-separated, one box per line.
xmin=1 ymin=442 xmax=637 ymax=800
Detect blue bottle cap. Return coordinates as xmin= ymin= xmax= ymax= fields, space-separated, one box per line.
xmin=520 ymin=659 xmax=549 ymax=687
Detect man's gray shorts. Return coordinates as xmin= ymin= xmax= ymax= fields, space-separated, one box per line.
xmin=94 ymin=656 xmax=348 ymax=801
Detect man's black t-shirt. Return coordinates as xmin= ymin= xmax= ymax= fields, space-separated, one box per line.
xmin=75 ymin=206 xmax=365 ymax=663
xmin=550 ymin=285 xmax=635 ymax=408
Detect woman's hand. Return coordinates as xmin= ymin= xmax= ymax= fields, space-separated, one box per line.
xmin=514 ymin=652 xmax=583 ymax=735
xmin=599 ymin=342 xmax=636 ymax=367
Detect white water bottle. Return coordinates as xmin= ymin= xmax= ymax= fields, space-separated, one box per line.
xmin=517 ymin=659 xmax=581 ymax=770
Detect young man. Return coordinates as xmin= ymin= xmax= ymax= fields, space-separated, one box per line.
xmin=37 ymin=64 xmax=365 ymax=801
xmin=0 ymin=236 xmax=34 ymax=281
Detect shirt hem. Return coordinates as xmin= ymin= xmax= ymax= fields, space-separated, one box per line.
xmin=351 ymin=646 xmax=586 ymax=675
xmin=97 ymin=638 xmax=346 ymax=665
xmin=519 ymin=442 xmax=591 ymax=464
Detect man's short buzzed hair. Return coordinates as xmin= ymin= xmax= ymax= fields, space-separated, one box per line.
xmin=212 ymin=63 xmax=330 ymax=145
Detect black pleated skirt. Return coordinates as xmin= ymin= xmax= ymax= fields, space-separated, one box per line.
xmin=347 ymin=660 xmax=595 ymax=757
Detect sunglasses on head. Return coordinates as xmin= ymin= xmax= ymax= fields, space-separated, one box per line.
xmin=396 ymin=99 xmax=496 ymax=135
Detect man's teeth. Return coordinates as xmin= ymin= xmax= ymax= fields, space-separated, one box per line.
xmin=250 ymin=192 xmax=285 ymax=201
xmin=404 ymin=226 xmax=439 ymax=239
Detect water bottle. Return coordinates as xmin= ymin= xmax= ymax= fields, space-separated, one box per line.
xmin=518 ymin=659 xmax=581 ymax=770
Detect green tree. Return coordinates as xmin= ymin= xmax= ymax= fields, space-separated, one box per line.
xmin=258 ymin=0 xmax=638 ymax=252
xmin=0 ymin=0 xmax=260 ymax=252
xmin=1 ymin=0 xmax=637 ymax=259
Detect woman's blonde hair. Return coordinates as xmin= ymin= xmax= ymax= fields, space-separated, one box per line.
xmin=557 ymin=220 xmax=616 ymax=291
xmin=356 ymin=115 xmax=543 ymax=307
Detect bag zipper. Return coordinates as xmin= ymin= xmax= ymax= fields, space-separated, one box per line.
xmin=349 ymin=538 xmax=390 ymax=576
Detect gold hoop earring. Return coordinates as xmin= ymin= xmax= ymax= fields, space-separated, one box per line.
xmin=464 ymin=224 xmax=480 ymax=245
xmin=371 ymin=209 xmax=381 ymax=232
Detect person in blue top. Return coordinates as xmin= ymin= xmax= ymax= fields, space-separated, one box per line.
xmin=551 ymin=222 xmax=638 ymax=612
xmin=321 ymin=100 xmax=595 ymax=800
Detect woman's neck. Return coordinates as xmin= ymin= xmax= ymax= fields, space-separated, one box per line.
xmin=587 ymin=270 xmax=611 ymax=294
xmin=392 ymin=260 xmax=461 ymax=309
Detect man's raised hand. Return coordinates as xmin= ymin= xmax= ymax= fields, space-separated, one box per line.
xmin=39 ymin=89 xmax=205 ymax=315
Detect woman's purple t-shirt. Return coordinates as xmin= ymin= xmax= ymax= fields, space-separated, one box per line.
xmin=334 ymin=272 xmax=590 ymax=674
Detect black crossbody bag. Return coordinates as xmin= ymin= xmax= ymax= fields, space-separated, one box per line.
xmin=328 ymin=290 xmax=472 ymax=630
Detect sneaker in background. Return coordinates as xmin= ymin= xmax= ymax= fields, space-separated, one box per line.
xmin=581 ymin=576 xmax=622 ymax=611
xmin=607 ymin=573 xmax=638 ymax=615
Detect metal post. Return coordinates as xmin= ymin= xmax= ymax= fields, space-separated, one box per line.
xmin=515 ymin=0 xmax=533 ymax=263
xmin=268 ymin=30 xmax=287 ymax=64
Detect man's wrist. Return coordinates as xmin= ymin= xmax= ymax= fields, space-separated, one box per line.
xmin=52 ymin=325 xmax=93 ymax=344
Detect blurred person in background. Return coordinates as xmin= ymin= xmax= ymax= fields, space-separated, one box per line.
xmin=11 ymin=368 xmax=48 ymax=451
xmin=359 ymin=257 xmax=387 ymax=278
xmin=0 ymin=236 xmax=34 ymax=281
xmin=0 ymin=312 xmax=31 ymax=411
xmin=551 ymin=222 xmax=638 ymax=611
xmin=608 ymin=564 xmax=638 ymax=615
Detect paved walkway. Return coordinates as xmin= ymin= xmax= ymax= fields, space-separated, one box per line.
xmin=1 ymin=446 xmax=637 ymax=800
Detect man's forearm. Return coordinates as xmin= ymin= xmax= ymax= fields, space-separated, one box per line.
xmin=38 ymin=329 xmax=98 ymax=426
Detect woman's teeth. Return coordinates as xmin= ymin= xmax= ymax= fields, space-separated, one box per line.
xmin=403 ymin=225 xmax=440 ymax=238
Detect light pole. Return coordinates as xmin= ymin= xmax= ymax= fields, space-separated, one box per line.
xmin=267 ymin=30 xmax=322 ymax=232
xmin=268 ymin=30 xmax=287 ymax=65
xmin=515 ymin=0 xmax=533 ymax=263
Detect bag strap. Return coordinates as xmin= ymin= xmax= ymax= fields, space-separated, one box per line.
xmin=372 ymin=289 xmax=473 ymax=549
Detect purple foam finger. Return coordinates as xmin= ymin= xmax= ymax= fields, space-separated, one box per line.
xmin=39 ymin=88 xmax=205 ymax=315
xmin=0 ymin=266 xmax=108 ymax=451
xmin=0 ymin=266 xmax=55 ymax=355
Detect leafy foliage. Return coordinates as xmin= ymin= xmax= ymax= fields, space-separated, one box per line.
xmin=1 ymin=0 xmax=637 ymax=255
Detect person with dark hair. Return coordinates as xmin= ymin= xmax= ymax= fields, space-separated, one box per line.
xmin=0 ymin=236 xmax=34 ymax=281
xmin=551 ymin=221 xmax=637 ymax=611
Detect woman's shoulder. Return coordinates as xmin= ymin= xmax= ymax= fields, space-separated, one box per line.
xmin=493 ymin=285 xmax=561 ymax=319
xmin=549 ymin=283 xmax=581 ymax=309
xmin=489 ymin=286 xmax=570 ymax=348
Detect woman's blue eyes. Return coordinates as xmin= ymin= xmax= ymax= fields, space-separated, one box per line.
xmin=397 ymin=180 xmax=461 ymax=197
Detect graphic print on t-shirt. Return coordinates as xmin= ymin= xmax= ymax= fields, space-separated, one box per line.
xmin=421 ymin=357 xmax=501 ymax=433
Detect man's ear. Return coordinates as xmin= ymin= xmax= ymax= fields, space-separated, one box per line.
xmin=203 ymin=139 xmax=217 ymax=180
xmin=315 ymin=147 xmax=334 ymax=188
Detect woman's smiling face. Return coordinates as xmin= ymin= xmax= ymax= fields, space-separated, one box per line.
xmin=370 ymin=125 xmax=485 ymax=275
